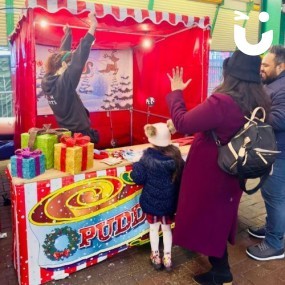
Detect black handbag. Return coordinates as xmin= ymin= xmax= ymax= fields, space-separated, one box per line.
xmin=212 ymin=107 xmax=280 ymax=195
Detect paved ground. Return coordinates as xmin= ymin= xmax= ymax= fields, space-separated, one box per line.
xmin=0 ymin=159 xmax=285 ymax=285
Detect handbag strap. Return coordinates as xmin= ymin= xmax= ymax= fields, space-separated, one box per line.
xmin=238 ymin=173 xmax=270 ymax=195
xmin=211 ymin=131 xmax=221 ymax=146
xmin=251 ymin=107 xmax=266 ymax=122
xmin=244 ymin=107 xmax=266 ymax=129
xmin=237 ymin=156 xmax=271 ymax=195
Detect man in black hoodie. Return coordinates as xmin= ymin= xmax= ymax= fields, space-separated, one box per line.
xmin=41 ymin=12 xmax=99 ymax=144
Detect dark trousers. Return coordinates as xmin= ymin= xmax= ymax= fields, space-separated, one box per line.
xmin=208 ymin=248 xmax=230 ymax=274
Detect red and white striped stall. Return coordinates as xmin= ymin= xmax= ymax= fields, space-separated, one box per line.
xmin=10 ymin=0 xmax=210 ymax=150
xmin=9 ymin=1 xmax=209 ymax=284
xmin=8 ymin=144 xmax=189 ymax=285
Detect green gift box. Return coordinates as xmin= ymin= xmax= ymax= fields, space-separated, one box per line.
xmin=21 ymin=131 xmax=71 ymax=169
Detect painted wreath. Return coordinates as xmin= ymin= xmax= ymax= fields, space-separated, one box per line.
xmin=42 ymin=226 xmax=80 ymax=261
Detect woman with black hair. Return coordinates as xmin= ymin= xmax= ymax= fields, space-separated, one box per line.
xmin=166 ymin=51 xmax=271 ymax=285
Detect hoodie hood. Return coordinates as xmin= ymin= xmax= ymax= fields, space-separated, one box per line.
xmin=41 ymin=74 xmax=59 ymax=96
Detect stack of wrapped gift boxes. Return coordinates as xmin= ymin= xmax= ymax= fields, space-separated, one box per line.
xmin=21 ymin=124 xmax=71 ymax=170
xmin=10 ymin=124 xmax=94 ymax=179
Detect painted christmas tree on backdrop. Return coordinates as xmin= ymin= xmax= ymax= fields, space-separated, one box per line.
xmin=101 ymin=76 xmax=119 ymax=110
xmin=115 ymin=75 xmax=133 ymax=109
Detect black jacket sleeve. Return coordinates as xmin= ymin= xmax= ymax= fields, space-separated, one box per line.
xmin=130 ymin=162 xmax=147 ymax=185
xmin=60 ymin=28 xmax=72 ymax=51
xmin=60 ymin=32 xmax=95 ymax=90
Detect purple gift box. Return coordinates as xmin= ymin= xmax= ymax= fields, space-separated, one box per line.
xmin=11 ymin=148 xmax=46 ymax=179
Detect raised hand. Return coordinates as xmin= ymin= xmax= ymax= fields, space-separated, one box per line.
xmin=63 ymin=24 xmax=70 ymax=34
xmin=167 ymin=66 xmax=192 ymax=91
xmin=88 ymin=12 xmax=98 ymax=29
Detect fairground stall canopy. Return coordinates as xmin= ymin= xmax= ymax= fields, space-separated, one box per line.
xmin=10 ymin=0 xmax=210 ymax=149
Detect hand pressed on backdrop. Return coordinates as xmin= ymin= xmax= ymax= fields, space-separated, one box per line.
xmin=63 ymin=24 xmax=70 ymax=34
xmin=88 ymin=12 xmax=98 ymax=28
xmin=167 ymin=66 xmax=192 ymax=91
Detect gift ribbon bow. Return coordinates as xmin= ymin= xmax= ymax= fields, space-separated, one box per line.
xmin=28 ymin=124 xmax=69 ymax=150
xmin=53 ymin=249 xmax=70 ymax=260
xmin=15 ymin=148 xmax=42 ymax=158
xmin=60 ymin=133 xmax=90 ymax=147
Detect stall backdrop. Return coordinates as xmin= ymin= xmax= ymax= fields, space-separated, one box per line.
xmin=10 ymin=0 xmax=210 ymax=149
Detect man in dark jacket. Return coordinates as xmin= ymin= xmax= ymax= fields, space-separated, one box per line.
xmin=247 ymin=45 xmax=285 ymax=261
xmin=41 ymin=13 xmax=99 ymax=144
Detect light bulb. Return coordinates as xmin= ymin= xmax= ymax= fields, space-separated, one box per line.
xmin=142 ymin=38 xmax=153 ymax=49
xmin=40 ymin=20 xmax=48 ymax=28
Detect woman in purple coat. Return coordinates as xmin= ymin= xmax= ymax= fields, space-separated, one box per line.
xmin=166 ymin=50 xmax=271 ymax=285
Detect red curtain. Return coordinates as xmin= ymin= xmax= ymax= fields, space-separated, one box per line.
xmin=11 ymin=9 xmax=37 ymax=149
xmin=132 ymin=27 xmax=210 ymax=145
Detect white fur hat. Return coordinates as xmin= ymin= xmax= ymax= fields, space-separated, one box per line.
xmin=144 ymin=122 xmax=174 ymax=147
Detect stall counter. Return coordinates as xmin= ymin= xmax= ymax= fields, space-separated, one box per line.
xmin=8 ymin=143 xmax=189 ymax=285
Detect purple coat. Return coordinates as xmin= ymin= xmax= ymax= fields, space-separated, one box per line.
xmin=166 ymin=91 xmax=245 ymax=257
